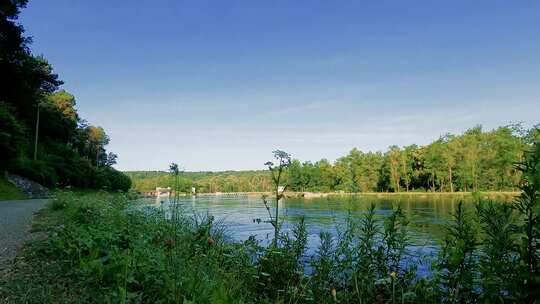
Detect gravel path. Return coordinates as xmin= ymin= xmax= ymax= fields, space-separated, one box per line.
xmin=0 ymin=199 xmax=48 ymax=267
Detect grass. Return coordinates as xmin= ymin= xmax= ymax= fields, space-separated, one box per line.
xmin=0 ymin=191 xmax=259 ymax=303
xmin=0 ymin=176 xmax=27 ymax=200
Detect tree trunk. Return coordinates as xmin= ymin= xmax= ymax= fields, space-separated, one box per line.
xmin=472 ymin=165 xmax=477 ymax=192
xmin=449 ymin=167 xmax=454 ymax=192
xmin=96 ymin=146 xmax=99 ymax=167
xmin=33 ymin=104 xmax=40 ymax=160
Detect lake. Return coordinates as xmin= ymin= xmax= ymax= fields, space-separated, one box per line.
xmin=141 ymin=193 xmax=514 ymax=260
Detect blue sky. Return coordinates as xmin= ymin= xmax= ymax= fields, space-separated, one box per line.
xmin=20 ymin=1 xmax=540 ymax=171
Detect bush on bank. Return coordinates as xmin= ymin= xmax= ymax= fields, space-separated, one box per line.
xmin=8 ymin=157 xmax=131 ymax=191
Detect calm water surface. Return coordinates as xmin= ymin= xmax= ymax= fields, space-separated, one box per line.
xmin=141 ymin=194 xmax=511 ymax=259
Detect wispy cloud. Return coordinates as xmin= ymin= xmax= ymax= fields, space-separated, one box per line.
xmin=272 ymin=101 xmax=328 ymax=114
xmin=256 ymin=100 xmax=337 ymax=119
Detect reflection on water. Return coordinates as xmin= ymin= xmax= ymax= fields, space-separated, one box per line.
xmin=141 ymin=194 xmax=510 ymax=258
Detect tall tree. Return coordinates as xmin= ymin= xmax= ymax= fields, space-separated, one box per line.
xmin=443 ymin=134 xmax=459 ymax=192
xmin=401 ymin=145 xmax=417 ymax=192
xmin=87 ymin=125 xmax=109 ymax=167
xmin=388 ymin=146 xmax=402 ymax=192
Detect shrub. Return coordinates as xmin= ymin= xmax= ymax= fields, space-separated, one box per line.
xmin=8 ymin=157 xmax=58 ymax=186
xmin=0 ymin=102 xmax=27 ymax=169
xmin=50 ymin=195 xmax=68 ymax=210
xmin=434 ymin=202 xmax=479 ymax=303
xmin=99 ymin=167 xmax=132 ymax=191
xmin=512 ymin=141 xmax=540 ymax=302
xmin=476 ymin=201 xmax=519 ymax=302
xmin=7 ymin=154 xmax=131 ymax=192
xmin=254 ymin=218 xmax=308 ymax=301
xmin=309 ymin=205 xmax=419 ymax=303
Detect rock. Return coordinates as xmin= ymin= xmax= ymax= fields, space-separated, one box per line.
xmin=5 ymin=173 xmax=50 ymax=199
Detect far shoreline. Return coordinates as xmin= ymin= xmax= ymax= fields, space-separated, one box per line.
xmin=138 ymin=190 xmax=519 ymax=200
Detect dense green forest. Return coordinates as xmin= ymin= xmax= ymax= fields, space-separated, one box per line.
xmin=127 ymin=124 xmax=539 ymax=193
xmin=0 ymin=1 xmax=130 ymax=191
xmin=127 ymin=170 xmax=271 ymax=193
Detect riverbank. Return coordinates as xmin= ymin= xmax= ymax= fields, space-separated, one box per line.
xmin=140 ymin=190 xmax=519 ymax=201
xmin=1 ymin=189 xmax=537 ymax=303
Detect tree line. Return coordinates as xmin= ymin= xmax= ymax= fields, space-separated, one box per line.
xmin=126 ymin=170 xmax=272 ymax=193
xmin=0 ymin=1 xmax=130 ymax=191
xmin=289 ymin=124 xmax=538 ymax=193
xmin=127 ymin=124 xmax=539 ymax=193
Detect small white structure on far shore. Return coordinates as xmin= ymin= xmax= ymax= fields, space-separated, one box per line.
xmin=156 ymin=187 xmax=171 ymax=197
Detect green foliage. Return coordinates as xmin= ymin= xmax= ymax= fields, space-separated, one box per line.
xmin=7 ymin=156 xmax=130 ymax=191
xmin=0 ymin=175 xmax=27 ymax=200
xmin=94 ymin=167 xmax=132 ymax=192
xmin=306 ymin=205 xmax=421 ymax=303
xmin=512 ymin=140 xmax=540 ymax=302
xmin=476 ymin=201 xmax=519 ymax=302
xmin=128 ymin=125 xmax=537 ymax=194
xmin=0 ymin=2 xmax=129 ymax=191
xmin=434 ymin=202 xmax=478 ymax=303
xmin=254 ymin=218 xmax=308 ymax=301
xmin=126 ymin=170 xmax=272 ymax=193
xmin=0 ymin=102 xmax=26 ymax=169
xmin=8 ymin=158 xmax=58 ymax=187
